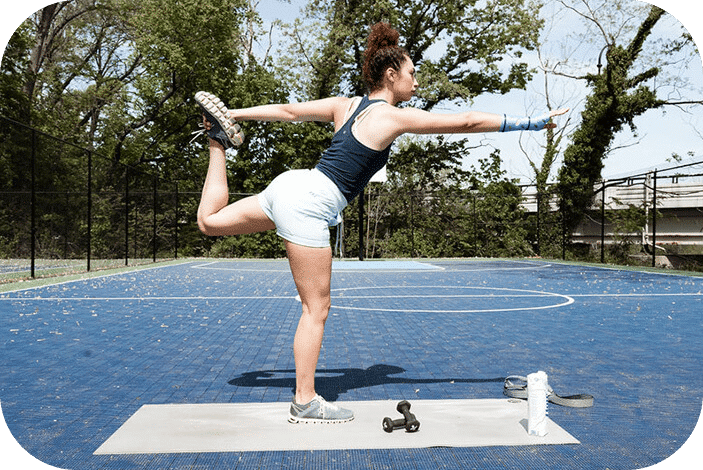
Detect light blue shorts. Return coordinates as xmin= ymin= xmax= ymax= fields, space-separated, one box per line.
xmin=257 ymin=168 xmax=348 ymax=248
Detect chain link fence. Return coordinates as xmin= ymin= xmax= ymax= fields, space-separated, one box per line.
xmin=3 ymin=115 xmax=702 ymax=281
xmin=0 ymin=116 xmax=193 ymax=282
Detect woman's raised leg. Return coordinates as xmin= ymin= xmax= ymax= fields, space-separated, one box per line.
xmin=197 ymin=138 xmax=275 ymax=236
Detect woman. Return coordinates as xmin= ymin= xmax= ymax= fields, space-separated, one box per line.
xmin=194 ymin=22 xmax=567 ymax=423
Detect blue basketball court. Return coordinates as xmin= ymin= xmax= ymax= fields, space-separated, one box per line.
xmin=1 ymin=258 xmax=701 ymax=469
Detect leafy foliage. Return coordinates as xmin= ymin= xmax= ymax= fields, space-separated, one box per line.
xmin=5 ymin=1 xmax=690 ymax=263
xmin=339 ymin=138 xmax=532 ymax=259
xmin=556 ymin=5 xmax=667 ymax=231
xmin=284 ymin=0 xmax=543 ymax=106
xmin=2 ymin=0 xmax=547 ymax=261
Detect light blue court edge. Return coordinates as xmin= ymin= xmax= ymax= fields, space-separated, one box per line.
xmin=331 ymin=260 xmax=441 ymax=271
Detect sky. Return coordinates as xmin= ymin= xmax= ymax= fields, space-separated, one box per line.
xmin=259 ymin=0 xmax=703 ymax=183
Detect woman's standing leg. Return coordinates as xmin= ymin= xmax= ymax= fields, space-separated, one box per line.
xmin=285 ymin=239 xmax=353 ymax=422
xmin=285 ymin=240 xmax=333 ymax=404
xmin=197 ymin=138 xmax=275 ymax=236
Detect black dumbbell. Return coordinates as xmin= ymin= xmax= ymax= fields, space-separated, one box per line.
xmin=382 ymin=400 xmax=420 ymax=433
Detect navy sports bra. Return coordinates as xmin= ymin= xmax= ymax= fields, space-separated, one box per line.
xmin=315 ymin=96 xmax=391 ymax=203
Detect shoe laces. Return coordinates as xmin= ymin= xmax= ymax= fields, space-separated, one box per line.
xmin=313 ymin=395 xmax=341 ymax=417
xmin=189 ymin=123 xmax=207 ymax=144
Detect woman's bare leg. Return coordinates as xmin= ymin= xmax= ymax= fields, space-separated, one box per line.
xmin=285 ymin=240 xmax=333 ymax=404
xmin=197 ymin=138 xmax=275 ymax=236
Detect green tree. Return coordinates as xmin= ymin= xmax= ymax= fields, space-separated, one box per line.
xmin=377 ymin=136 xmax=472 ymax=257
xmin=468 ymin=151 xmax=532 ymax=257
xmin=1 ymin=0 xmax=302 ymax=259
xmin=366 ymin=138 xmax=529 ymax=258
xmin=554 ymin=3 xmax=700 ymax=232
xmin=285 ymin=0 xmax=543 ymax=107
xmin=280 ymin=0 xmax=544 ymax=258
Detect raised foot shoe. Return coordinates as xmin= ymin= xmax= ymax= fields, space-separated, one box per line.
xmin=288 ymin=394 xmax=354 ymax=424
xmin=191 ymin=91 xmax=245 ymax=149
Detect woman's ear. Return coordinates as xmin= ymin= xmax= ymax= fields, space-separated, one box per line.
xmin=385 ymin=67 xmax=397 ymax=84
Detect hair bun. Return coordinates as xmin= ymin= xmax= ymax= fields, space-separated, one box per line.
xmin=378 ymin=38 xmax=396 ymax=48
xmin=362 ymin=22 xmax=408 ymax=92
xmin=369 ymin=22 xmax=399 ymax=50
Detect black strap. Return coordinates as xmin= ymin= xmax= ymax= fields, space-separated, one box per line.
xmin=503 ymin=375 xmax=594 ymax=408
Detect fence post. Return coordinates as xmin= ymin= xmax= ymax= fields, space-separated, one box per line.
xmin=174 ymin=182 xmax=179 ymax=260
xmin=472 ymin=193 xmax=477 ymax=256
xmin=561 ymin=200 xmax=566 ymax=260
xmin=410 ymin=191 xmax=415 ymax=258
xmin=87 ymin=150 xmax=92 ymax=272
xmin=535 ymin=192 xmax=541 ymax=256
xmin=601 ymin=182 xmax=606 ymax=264
xmin=30 ymin=129 xmax=36 ymax=278
xmin=64 ymin=190 xmax=69 ymax=259
xmin=153 ymin=175 xmax=158 ymax=262
xmin=124 ymin=166 xmax=130 ymax=266
xmin=358 ymin=187 xmax=364 ymax=261
xmin=652 ymin=170 xmax=658 ymax=268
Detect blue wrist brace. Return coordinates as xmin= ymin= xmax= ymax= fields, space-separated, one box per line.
xmin=500 ymin=113 xmax=552 ymax=132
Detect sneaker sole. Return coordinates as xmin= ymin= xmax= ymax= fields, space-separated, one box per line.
xmin=288 ymin=414 xmax=355 ymax=424
xmin=194 ymin=91 xmax=245 ymax=147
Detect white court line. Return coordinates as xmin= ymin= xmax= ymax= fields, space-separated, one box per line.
xmin=567 ymin=292 xmax=703 ymax=297
xmin=329 ymin=304 xmax=574 ymax=314
xmin=332 ymin=294 xmax=562 ymax=299
xmin=0 ymin=294 xmax=561 ymax=301
xmin=430 ymin=263 xmax=553 ymax=273
xmin=325 ymin=285 xmax=574 ymax=313
xmin=191 ymin=261 xmax=290 ymax=273
xmin=0 ymin=296 xmax=296 ymax=301
xmin=3 ymin=286 xmax=700 ymax=316
xmin=190 ymin=261 xmax=446 ymax=273
xmin=3 ymin=291 xmax=700 ymax=302
xmin=189 ymin=260 xmax=554 ymax=273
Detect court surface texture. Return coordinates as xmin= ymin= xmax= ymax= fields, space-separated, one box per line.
xmin=1 ymin=258 xmax=701 ymax=469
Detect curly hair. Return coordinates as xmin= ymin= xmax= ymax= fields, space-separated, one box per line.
xmin=362 ymin=22 xmax=409 ymax=92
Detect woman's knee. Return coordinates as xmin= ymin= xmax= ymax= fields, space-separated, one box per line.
xmin=196 ymin=212 xmax=226 ymax=236
xmin=196 ymin=214 xmax=214 ymax=236
xmin=197 ymin=196 xmax=275 ymax=236
xmin=300 ymin=296 xmax=331 ymax=323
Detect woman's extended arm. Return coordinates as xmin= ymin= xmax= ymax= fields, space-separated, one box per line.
xmin=354 ymin=106 xmax=569 ymax=150
xmin=228 ymin=97 xmax=351 ymax=124
xmin=389 ymin=107 xmax=569 ymax=136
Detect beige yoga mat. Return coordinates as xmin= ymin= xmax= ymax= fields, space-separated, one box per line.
xmin=94 ymin=398 xmax=580 ymax=455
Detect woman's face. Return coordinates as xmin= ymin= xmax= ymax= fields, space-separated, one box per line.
xmin=391 ymin=57 xmax=419 ymax=102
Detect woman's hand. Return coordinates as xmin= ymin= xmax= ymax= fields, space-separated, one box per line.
xmin=202 ymin=114 xmax=213 ymax=131
xmin=545 ymin=108 xmax=569 ymax=129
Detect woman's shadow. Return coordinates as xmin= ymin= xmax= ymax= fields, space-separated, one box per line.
xmin=228 ymin=364 xmax=504 ymax=401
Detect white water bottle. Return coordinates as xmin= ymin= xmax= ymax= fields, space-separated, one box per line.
xmin=527 ymin=371 xmax=549 ymax=436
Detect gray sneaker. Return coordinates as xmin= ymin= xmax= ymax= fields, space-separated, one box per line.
xmin=288 ymin=394 xmax=354 ymax=424
xmin=192 ymin=91 xmax=245 ymax=149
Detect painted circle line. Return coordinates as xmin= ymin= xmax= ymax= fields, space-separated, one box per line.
xmin=328 ymin=285 xmax=575 ymax=313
